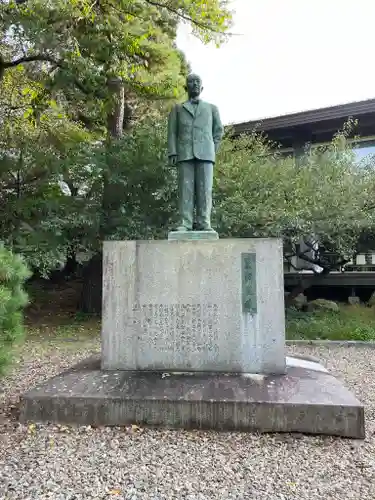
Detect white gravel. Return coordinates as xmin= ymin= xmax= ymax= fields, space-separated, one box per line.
xmin=1 ymin=339 xmax=375 ymax=500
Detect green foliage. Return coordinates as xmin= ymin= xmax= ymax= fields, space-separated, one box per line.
xmin=1 ymin=117 xmax=177 ymax=272
xmin=0 ymin=0 xmax=373 ymax=280
xmin=0 ymin=246 xmax=31 ymax=374
xmin=0 ymin=0 xmax=232 ymax=278
xmin=99 ymin=120 xmax=177 ymax=241
xmin=2 ymin=114 xmax=375 ymax=278
xmin=286 ymin=305 xmax=375 ymax=341
xmin=214 ymin=128 xmax=375 ymax=269
xmin=1 ymin=0 xmax=231 ymax=127
xmin=0 ymin=66 xmax=96 ymax=275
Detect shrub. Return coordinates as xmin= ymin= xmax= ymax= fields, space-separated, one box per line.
xmin=0 ymin=246 xmax=31 ymax=374
xmin=286 ymin=304 xmax=375 ymax=341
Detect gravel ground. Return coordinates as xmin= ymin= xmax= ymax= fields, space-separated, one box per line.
xmin=1 ymin=338 xmax=375 ymax=500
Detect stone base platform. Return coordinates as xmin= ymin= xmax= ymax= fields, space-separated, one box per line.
xmin=19 ymin=356 xmax=365 ymax=439
xmin=167 ymin=230 xmax=219 ymax=241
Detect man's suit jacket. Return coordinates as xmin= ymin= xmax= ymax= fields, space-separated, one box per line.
xmin=167 ymin=100 xmax=224 ymax=163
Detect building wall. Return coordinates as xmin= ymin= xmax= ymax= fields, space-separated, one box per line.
xmin=279 ymin=135 xmax=375 ymax=164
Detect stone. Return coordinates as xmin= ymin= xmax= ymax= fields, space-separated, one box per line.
xmin=368 ymin=291 xmax=375 ymax=307
xmin=101 ymin=238 xmax=286 ymax=374
xmin=348 ymin=296 xmax=360 ymax=305
xmin=293 ymin=293 xmax=307 ymax=310
xmin=19 ymin=355 xmax=365 ymax=439
xmin=307 ymin=298 xmax=339 ymax=313
xmin=168 ymin=230 xmax=218 ymax=241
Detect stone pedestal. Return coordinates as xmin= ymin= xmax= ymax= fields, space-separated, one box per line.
xmin=101 ymin=239 xmax=286 ymax=374
xmin=19 ymin=237 xmax=366 ymax=438
xmin=20 ymin=355 xmax=365 ymax=439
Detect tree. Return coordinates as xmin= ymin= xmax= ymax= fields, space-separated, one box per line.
xmin=0 ymin=75 xmax=175 ymax=289
xmin=0 ymin=246 xmax=31 ymax=374
xmin=0 ymin=0 xmax=233 ymax=312
xmin=0 ymin=1 xmax=211 ymax=152
xmin=80 ymin=116 xmax=179 ymax=312
xmin=214 ymin=128 xmax=375 ymax=299
xmin=0 ymin=0 xmax=231 ymax=106
xmin=0 ymin=65 xmax=95 ymax=275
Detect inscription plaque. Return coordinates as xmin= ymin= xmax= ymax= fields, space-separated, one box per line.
xmin=130 ymin=303 xmax=220 ymax=354
xmin=241 ymin=253 xmax=257 ymax=314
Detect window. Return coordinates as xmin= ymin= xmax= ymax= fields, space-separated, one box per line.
xmin=352 ymin=141 xmax=375 ymax=163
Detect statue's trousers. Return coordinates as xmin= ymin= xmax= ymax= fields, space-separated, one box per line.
xmin=177 ymin=160 xmax=213 ymax=230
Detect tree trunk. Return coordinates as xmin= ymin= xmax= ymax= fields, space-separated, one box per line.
xmin=79 ymin=77 xmax=125 ymax=314
xmin=106 ymin=77 xmax=125 ymax=138
xmin=63 ymin=245 xmax=79 ymax=277
xmin=79 ymin=253 xmax=103 ymax=314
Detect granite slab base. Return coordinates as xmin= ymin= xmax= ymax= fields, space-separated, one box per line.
xmin=19 ymin=356 xmax=364 ymax=438
xmin=167 ymin=230 xmax=218 ymax=241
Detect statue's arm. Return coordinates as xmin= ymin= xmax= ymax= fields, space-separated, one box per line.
xmin=212 ymin=105 xmax=224 ymax=153
xmin=167 ymin=105 xmax=178 ymax=157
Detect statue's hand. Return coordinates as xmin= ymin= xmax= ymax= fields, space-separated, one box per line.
xmin=169 ymin=155 xmax=177 ymax=166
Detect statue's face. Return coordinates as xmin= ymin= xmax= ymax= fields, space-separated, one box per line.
xmin=186 ymin=74 xmax=203 ymax=98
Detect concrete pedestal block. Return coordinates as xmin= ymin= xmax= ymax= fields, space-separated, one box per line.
xmin=19 ymin=355 xmax=365 ymax=439
xmin=101 ymin=239 xmax=286 ymax=374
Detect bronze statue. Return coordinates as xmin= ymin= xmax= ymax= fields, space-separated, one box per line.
xmin=167 ymin=73 xmax=224 ymax=233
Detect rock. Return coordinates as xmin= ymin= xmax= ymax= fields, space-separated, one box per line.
xmin=307 ymin=299 xmax=339 ymax=313
xmin=368 ymin=291 xmax=375 ymax=307
xmin=348 ymin=296 xmax=360 ymax=305
xmin=292 ymin=293 xmax=307 ymax=310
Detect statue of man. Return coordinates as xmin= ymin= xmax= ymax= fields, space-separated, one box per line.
xmin=167 ymin=73 xmax=224 ymax=232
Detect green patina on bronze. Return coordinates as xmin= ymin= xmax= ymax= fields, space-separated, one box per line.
xmin=241 ymin=253 xmax=257 ymax=314
xmin=168 ymin=230 xmax=219 ymax=241
xmin=167 ymin=73 xmax=224 ymax=234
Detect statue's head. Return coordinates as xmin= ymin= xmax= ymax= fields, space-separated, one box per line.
xmin=186 ymin=73 xmax=203 ymax=99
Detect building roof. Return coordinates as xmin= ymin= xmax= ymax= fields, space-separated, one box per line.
xmin=231 ymin=98 xmax=375 ymax=148
xmin=233 ymin=98 xmax=375 ymax=134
